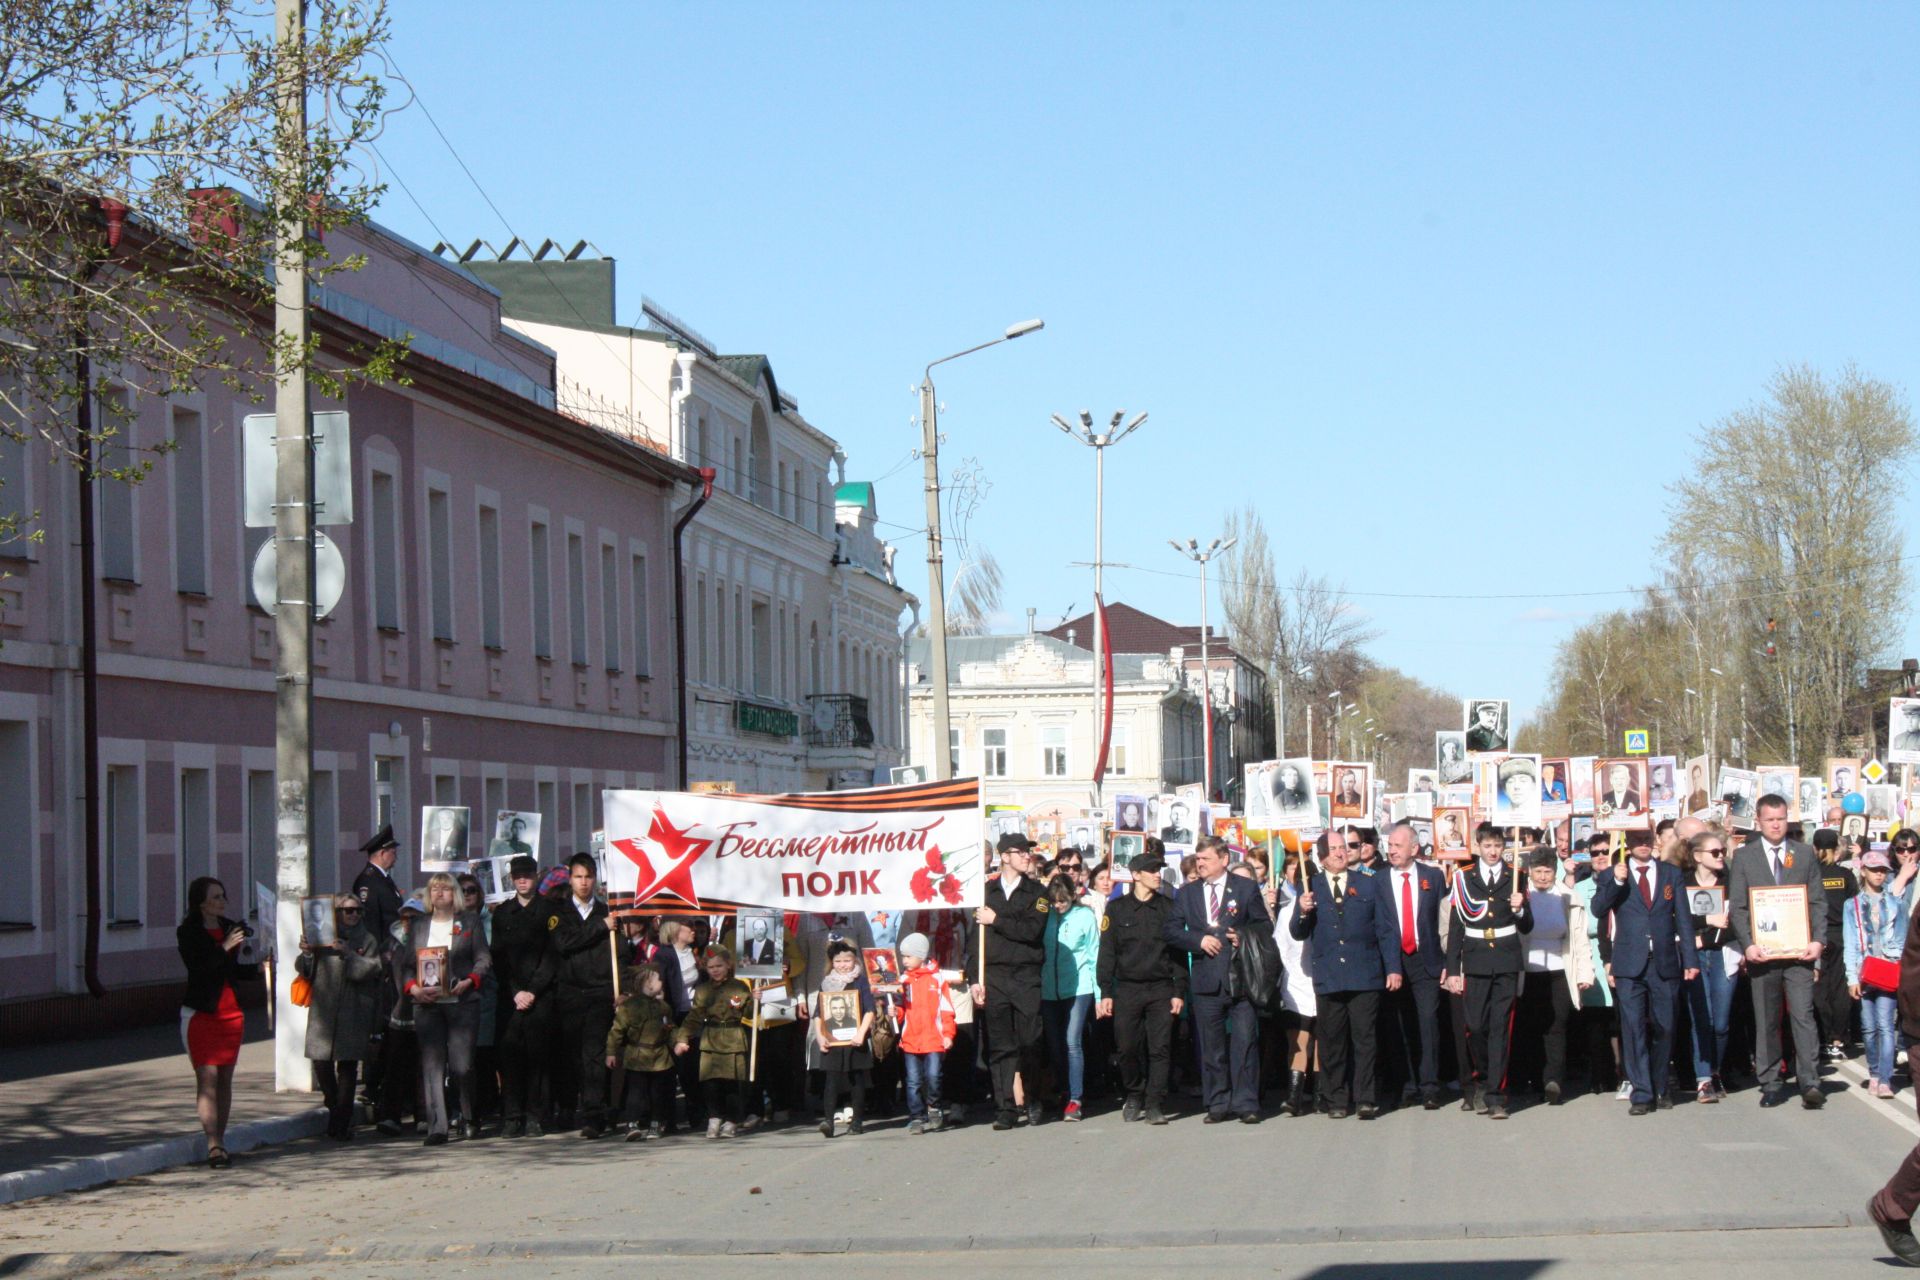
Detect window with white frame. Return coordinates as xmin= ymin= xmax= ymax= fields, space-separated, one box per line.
xmin=373 ymin=754 xmax=403 ymax=833
xmin=982 ymin=726 xmax=1008 ymax=777
xmin=427 ymin=484 xmax=453 ymax=640
xmin=105 ymin=765 xmax=142 ymax=923
xmin=567 ymin=531 xmax=588 ymax=666
xmin=1041 ymin=724 xmax=1069 ymax=778
xmin=178 ymin=767 xmax=212 ymax=912
xmin=170 ymin=406 xmax=208 ymax=594
xmin=750 ymin=600 xmax=771 ymax=696
xmin=370 ymin=468 xmax=400 ymax=629
xmin=1109 ymin=724 xmax=1130 ymax=776
xmin=600 ymin=542 xmax=620 ymax=673
xmin=529 ymin=519 xmax=552 ymax=659
xmin=478 ymin=503 xmax=502 ymax=649
xmin=246 ymin=768 xmax=274 ymax=920
xmin=948 ymin=728 xmax=961 ymax=777
xmin=98 ymin=386 xmax=137 ymax=582
xmin=630 ymin=552 xmax=651 ymax=676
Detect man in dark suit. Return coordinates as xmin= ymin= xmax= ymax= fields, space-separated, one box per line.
xmin=1728 ymin=793 xmax=1828 ymax=1109
xmin=970 ymin=834 xmax=1048 ymax=1129
xmin=1377 ymin=822 xmax=1449 ymax=1108
xmin=1291 ymin=830 xmax=1402 ymax=1118
xmin=491 ymin=855 xmax=555 ymax=1137
xmin=1165 ymin=836 xmax=1271 ymax=1122
xmin=1443 ymin=824 xmax=1534 ymax=1119
xmin=1590 ymin=828 xmax=1699 ymax=1114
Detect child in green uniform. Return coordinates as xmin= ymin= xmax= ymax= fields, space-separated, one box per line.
xmin=605 ymin=963 xmax=676 ymax=1141
xmin=674 ymin=946 xmax=753 ymax=1139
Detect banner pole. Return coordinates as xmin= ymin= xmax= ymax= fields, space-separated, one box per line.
xmin=748 ymin=979 xmax=762 ymax=1083
xmin=608 ymin=923 xmax=622 ymax=1003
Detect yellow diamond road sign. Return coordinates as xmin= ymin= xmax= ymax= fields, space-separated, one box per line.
xmin=1863 ymin=759 xmax=1888 ymax=785
xmin=1624 ymin=729 xmax=1650 ymax=755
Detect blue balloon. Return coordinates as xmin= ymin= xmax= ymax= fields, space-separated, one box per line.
xmin=1842 ymin=792 xmax=1867 ymax=814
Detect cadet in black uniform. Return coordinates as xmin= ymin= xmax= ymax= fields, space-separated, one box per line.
xmin=550 ymin=853 xmax=617 ymax=1138
xmin=1443 ymin=823 xmax=1533 ymax=1119
xmin=491 ymin=855 xmax=555 ymax=1136
xmin=969 ymin=833 xmax=1048 ymax=1130
xmin=1096 ymin=851 xmax=1186 ymax=1124
xmin=351 ymin=825 xmax=404 ymax=1101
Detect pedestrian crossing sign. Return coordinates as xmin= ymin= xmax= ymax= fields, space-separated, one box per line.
xmin=1624 ymin=729 xmax=1650 ymax=755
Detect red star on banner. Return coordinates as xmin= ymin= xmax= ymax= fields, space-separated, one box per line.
xmin=612 ymin=807 xmax=709 ymax=907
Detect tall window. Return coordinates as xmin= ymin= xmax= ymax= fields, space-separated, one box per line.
xmin=312 ymin=770 xmax=337 ymax=894
xmin=536 ymin=780 xmax=557 ymax=861
xmin=572 ymin=781 xmax=593 ymax=854
xmin=529 ymin=519 xmax=551 ymax=659
xmin=246 ymin=768 xmax=275 ymax=918
xmin=733 ymin=590 xmax=745 ymax=692
xmin=106 ymin=765 xmax=141 ymax=923
xmin=0 ymin=720 xmax=30 ymax=923
xmin=433 ymin=772 xmax=458 ymax=808
xmin=373 ymin=754 xmax=403 ymax=833
xmin=567 ymin=531 xmax=587 ymax=666
xmin=427 ymin=485 xmax=453 ymax=640
xmin=1041 ymin=725 xmax=1069 ymax=778
xmin=170 ymin=407 xmax=207 ymax=594
xmin=750 ymin=601 xmax=771 ymax=696
xmin=982 ymin=727 xmax=1008 ymax=777
xmin=99 ymin=387 xmax=136 ymax=582
xmin=370 ymin=469 xmax=399 ymax=629
xmin=483 ymin=776 xmax=505 ymax=835
xmin=600 ymin=543 xmax=620 ymax=672
xmin=1109 ymin=725 xmax=1130 ymax=776
xmin=948 ymin=728 xmax=961 ymax=777
xmin=478 ymin=504 xmax=502 ymax=648
xmin=630 ymin=552 xmax=651 ymax=676
xmin=178 ymin=768 xmax=211 ymax=911
xmin=694 ymin=574 xmax=709 ymax=682
xmin=0 ymin=376 xmax=27 ymax=560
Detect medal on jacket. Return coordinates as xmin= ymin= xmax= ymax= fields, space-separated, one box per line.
xmin=1783 ymin=852 xmax=1794 ymax=870
xmin=1663 ymin=884 xmax=1673 ymax=901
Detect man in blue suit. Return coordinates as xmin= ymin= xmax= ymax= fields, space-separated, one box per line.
xmin=1291 ymin=828 xmax=1402 ymax=1118
xmin=1165 ymin=836 xmax=1271 ymax=1122
xmin=1377 ymin=821 xmax=1449 ymax=1109
xmin=1590 ymin=827 xmax=1700 ymax=1114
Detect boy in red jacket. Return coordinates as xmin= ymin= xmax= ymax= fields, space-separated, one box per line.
xmin=897 ymin=932 xmax=957 ymax=1134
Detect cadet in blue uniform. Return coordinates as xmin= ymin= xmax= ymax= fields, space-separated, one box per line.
xmin=1290 ymin=830 xmax=1402 ymax=1118
xmin=1443 ymin=824 xmax=1533 ymax=1119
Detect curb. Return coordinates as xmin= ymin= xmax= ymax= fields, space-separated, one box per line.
xmin=0 ymin=1107 xmax=327 ymax=1206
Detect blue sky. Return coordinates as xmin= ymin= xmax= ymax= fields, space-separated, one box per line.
xmin=367 ymin=2 xmax=1920 ymax=718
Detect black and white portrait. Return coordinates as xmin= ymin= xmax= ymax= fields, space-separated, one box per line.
xmin=1865 ymin=784 xmax=1899 ymax=823
xmin=488 ymin=810 xmax=539 ymax=859
xmin=1436 ymin=731 xmax=1471 ymax=784
xmin=736 ymin=908 xmax=784 ymax=978
xmin=1113 ymin=794 xmax=1147 ymax=833
xmin=420 ymin=805 xmax=470 ymax=872
xmin=1159 ymin=799 xmax=1194 ymax=844
xmin=1756 ymin=766 xmax=1798 ymax=811
xmin=1463 ymin=699 xmax=1511 ymax=753
xmin=1269 ymin=757 xmax=1318 ymax=829
xmin=987 ymin=807 xmax=1025 ymax=842
xmin=1110 ymin=832 xmax=1145 ymax=869
xmin=300 ymin=895 xmax=336 ymax=947
xmin=821 ymin=989 xmax=862 ymax=1044
xmin=1716 ymin=766 xmax=1759 ymax=827
xmin=1892 ymin=699 xmax=1920 ymax=766
xmin=1407 ymin=768 xmax=1438 ymax=795
xmin=1798 ymin=775 xmax=1825 ymax=823
xmin=1687 ymin=886 xmax=1725 ymax=918
xmin=1067 ymin=821 xmax=1097 ymax=851
xmin=890 ymin=764 xmax=928 ymax=786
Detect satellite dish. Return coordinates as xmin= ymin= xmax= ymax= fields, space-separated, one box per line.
xmin=252 ymin=531 xmax=346 ymax=619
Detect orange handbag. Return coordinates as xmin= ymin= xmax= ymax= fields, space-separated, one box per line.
xmin=290 ymin=973 xmax=313 ymax=1007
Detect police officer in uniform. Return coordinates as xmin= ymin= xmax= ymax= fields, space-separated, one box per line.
xmin=491 ymin=854 xmax=555 ymax=1136
xmin=351 ymin=825 xmax=404 ymax=1101
xmin=1442 ymin=823 xmax=1533 ymax=1119
xmin=550 ymin=853 xmax=617 ymax=1138
xmin=969 ymin=833 xmax=1048 ymax=1130
xmin=1095 ymin=852 xmax=1186 ymax=1124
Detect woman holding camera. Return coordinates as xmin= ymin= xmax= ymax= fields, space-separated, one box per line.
xmin=177 ymin=877 xmax=249 ymax=1169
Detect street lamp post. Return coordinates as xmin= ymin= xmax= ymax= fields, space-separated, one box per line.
xmin=1170 ymin=536 xmax=1235 ymax=799
xmin=920 ymin=318 xmax=1043 ymax=781
xmin=1054 ymin=409 xmax=1146 ymax=794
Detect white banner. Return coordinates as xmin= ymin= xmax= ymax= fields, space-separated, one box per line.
xmin=604 ymin=778 xmax=984 ymax=913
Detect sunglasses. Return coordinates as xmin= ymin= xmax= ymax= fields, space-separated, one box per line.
xmin=338 ymin=907 xmax=363 ymax=915
xmin=1344 ymin=843 xmax=1363 ymax=851
xmin=1698 ymin=847 xmax=1724 ymax=856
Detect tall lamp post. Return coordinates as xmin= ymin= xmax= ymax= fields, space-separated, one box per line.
xmin=1054 ymin=409 xmax=1146 ymax=790
xmin=1170 ymin=535 xmax=1236 ymax=799
xmin=921 ymin=318 xmax=1044 ymax=780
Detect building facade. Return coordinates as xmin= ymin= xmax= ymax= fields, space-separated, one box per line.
xmin=0 ymin=219 xmax=691 ymax=1012
xmin=447 ymin=246 xmax=914 ymax=791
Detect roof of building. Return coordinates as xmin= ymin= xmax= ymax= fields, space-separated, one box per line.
xmin=1043 ymin=601 xmax=1249 ymax=663
xmin=905 ymin=632 xmax=1165 ymax=686
xmin=453 ymin=254 xmax=617 ymax=329
xmin=835 ymin=481 xmax=874 ymax=510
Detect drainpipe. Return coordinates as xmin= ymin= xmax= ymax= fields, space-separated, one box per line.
xmin=673 ymin=467 xmax=716 ymax=788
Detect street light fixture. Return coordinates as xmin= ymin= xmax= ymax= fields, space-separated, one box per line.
xmin=920 ymin=318 xmax=1045 ymax=781
xmin=1170 ymin=535 xmax=1236 ymax=800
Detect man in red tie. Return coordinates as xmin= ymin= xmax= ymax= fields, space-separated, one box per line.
xmin=1589 ymin=827 xmax=1699 ymax=1115
xmin=1378 ymin=822 xmax=1448 ymax=1109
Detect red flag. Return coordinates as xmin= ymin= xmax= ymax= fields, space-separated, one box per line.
xmin=1092 ymin=594 xmax=1116 ymax=785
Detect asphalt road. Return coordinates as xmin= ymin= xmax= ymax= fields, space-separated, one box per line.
xmin=1 ymin=1067 xmax=1914 ymax=1278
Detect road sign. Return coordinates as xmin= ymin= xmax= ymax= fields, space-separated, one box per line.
xmin=1624 ymin=729 xmax=1650 ymax=755
xmin=244 ymin=411 xmax=353 ymax=527
xmin=251 ymin=530 xmax=346 ymax=618
xmin=1864 ymin=758 xmax=1889 ymax=785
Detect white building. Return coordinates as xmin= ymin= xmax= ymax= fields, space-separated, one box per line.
xmin=904 ymin=613 xmax=1206 ymax=816
xmin=449 ymin=244 xmax=913 ymax=790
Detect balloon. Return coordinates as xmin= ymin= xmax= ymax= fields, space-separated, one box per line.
xmin=1842 ymin=791 xmax=1867 ymax=815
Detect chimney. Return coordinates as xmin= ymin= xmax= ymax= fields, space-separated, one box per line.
xmin=1026 ymin=608 xmax=1036 ymax=637
xmin=1067 ymin=627 xmax=1077 ymax=646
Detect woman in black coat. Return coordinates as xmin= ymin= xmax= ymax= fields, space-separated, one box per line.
xmin=177 ymin=876 xmax=249 ymax=1169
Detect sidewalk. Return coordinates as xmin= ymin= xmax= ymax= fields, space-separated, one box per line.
xmin=0 ymin=1019 xmax=323 ymax=1202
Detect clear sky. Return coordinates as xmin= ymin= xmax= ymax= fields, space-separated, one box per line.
xmin=366 ymin=2 xmax=1920 ymax=720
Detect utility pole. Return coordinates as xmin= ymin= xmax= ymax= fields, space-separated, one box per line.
xmin=1170 ymin=536 xmax=1235 ymax=799
xmin=271 ymin=0 xmax=313 ymax=1092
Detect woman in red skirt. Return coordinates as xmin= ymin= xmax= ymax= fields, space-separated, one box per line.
xmin=177 ymin=877 xmax=249 ymax=1168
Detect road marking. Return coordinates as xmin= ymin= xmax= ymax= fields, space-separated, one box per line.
xmin=1833 ymin=1059 xmax=1920 ymax=1139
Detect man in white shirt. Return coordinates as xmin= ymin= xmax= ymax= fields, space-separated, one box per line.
xmin=1379 ymin=823 xmax=1447 ymax=1109
xmin=1727 ymin=794 xmax=1827 ymax=1109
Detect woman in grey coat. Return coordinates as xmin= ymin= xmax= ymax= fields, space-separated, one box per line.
xmin=397 ymin=872 xmax=493 ymax=1145
xmin=295 ymin=893 xmax=384 ymax=1140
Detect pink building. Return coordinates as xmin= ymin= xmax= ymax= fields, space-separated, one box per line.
xmin=0 ymin=217 xmax=693 ymax=1024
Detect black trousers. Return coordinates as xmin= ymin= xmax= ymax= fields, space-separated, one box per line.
xmin=1815 ymin=933 xmax=1854 ymax=1045
xmin=1112 ymin=983 xmax=1175 ymax=1107
xmin=620 ymin=1068 xmax=676 ymax=1127
xmin=1192 ymin=990 xmax=1261 ymax=1116
xmin=981 ymin=979 xmax=1044 ymax=1118
xmin=1512 ymin=973 xmax=1573 ymax=1093
xmin=376 ymin=1026 xmax=419 ymax=1125
xmin=496 ymin=1000 xmax=552 ymax=1123
xmin=1315 ymin=989 xmax=1381 ymax=1111
xmin=310 ymin=1059 xmax=359 ymax=1135
xmin=1463 ymin=970 xmax=1519 ymax=1103
xmin=555 ymin=989 xmax=615 ymax=1127
xmin=1380 ymin=969 xmax=1442 ymax=1095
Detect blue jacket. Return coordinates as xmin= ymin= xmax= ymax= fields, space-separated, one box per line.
xmin=1164 ymin=875 xmax=1271 ymax=997
xmin=1590 ymin=859 xmax=1700 ymax=982
xmin=1288 ymin=870 xmax=1402 ymax=994
xmin=1843 ymin=885 xmax=1913 ymax=987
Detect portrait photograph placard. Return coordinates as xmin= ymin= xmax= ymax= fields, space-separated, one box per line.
xmin=1647 ymin=756 xmax=1678 ymax=812
xmin=466 ymin=857 xmax=502 ymax=904
xmin=300 ymin=896 xmax=337 ymax=947
xmin=1436 ymin=731 xmax=1471 ymax=785
xmin=1569 ymin=756 xmax=1597 ymax=815
xmin=1716 ymin=765 xmax=1760 ymax=829
xmin=419 ymin=805 xmax=470 ymax=873
xmin=1157 ymin=794 xmax=1198 ymax=844
xmin=1263 ymin=758 xmax=1319 ymax=831
xmin=1687 ymin=884 xmax=1726 ymax=919
xmin=889 ymin=764 xmax=929 ymax=786
xmin=1110 ymin=831 xmax=1146 ymax=869
xmin=1799 ymin=775 xmax=1827 ymax=824
xmin=487 ymin=809 xmax=540 ymax=859
xmin=1463 ymin=699 xmax=1511 ymax=754
xmin=1328 ymin=763 xmax=1371 ymax=821
xmin=1112 ymin=794 xmax=1148 ymax=833
xmin=1408 ymin=768 xmax=1439 ymax=794
xmin=1892 ymin=698 xmax=1920 ymax=766
xmin=1433 ymin=806 xmax=1470 ymax=858
xmin=735 ymin=908 xmax=785 ymax=979
xmin=1748 ymin=885 xmax=1811 ymax=958
xmin=1755 ymin=766 xmax=1800 ymax=814
xmin=1493 ymin=754 xmax=1543 ymax=829
xmin=1865 ymin=784 xmax=1900 ymax=824
xmin=416 ymin=945 xmax=450 ymax=994
xmin=1539 ymin=758 xmax=1571 ymax=806
xmin=1212 ymin=816 xmax=1247 ymax=847
xmin=861 ymin=948 xmax=901 ymax=994
xmin=1827 ymin=757 xmax=1863 ymax=797
xmin=1593 ymin=759 xmax=1650 ymax=830
xmin=1682 ymin=754 xmax=1712 ymax=814
xmin=1402 ymin=789 xmax=1434 ymax=820
xmin=819 ymin=988 xmax=864 ymax=1044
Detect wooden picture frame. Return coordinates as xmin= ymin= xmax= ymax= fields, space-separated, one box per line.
xmin=861 ymin=947 xmax=901 ymax=994
xmin=818 ymin=987 xmax=864 ymax=1045
xmin=1748 ymin=884 xmax=1811 ymax=958
xmin=416 ymin=945 xmax=450 ymax=994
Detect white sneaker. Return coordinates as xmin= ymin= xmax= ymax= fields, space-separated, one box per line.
xmin=836 ymin=1106 xmax=853 ymax=1123
xmin=1615 ymin=1081 xmax=1633 ymax=1101
xmin=705 ymin=1118 xmax=722 ymax=1140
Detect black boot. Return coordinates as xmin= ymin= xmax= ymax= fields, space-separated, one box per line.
xmin=1285 ymin=1070 xmax=1311 ymax=1117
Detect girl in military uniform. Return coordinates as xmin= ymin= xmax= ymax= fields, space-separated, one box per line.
xmin=808 ymin=940 xmax=876 ymax=1137
xmin=605 ymin=963 xmax=676 ymax=1140
xmin=673 ymin=946 xmax=753 ymax=1139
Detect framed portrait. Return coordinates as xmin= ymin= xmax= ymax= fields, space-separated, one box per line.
xmin=415 ymin=945 xmax=449 ymax=994
xmin=1682 ymin=754 xmax=1712 ymax=815
xmin=419 ymin=805 xmax=470 ymax=872
xmin=467 ymin=857 xmax=501 ymax=904
xmin=1435 ymin=731 xmax=1471 ymax=785
xmin=1403 ymin=790 xmax=1434 ymax=820
xmin=1715 ymin=765 xmax=1760 ymax=829
xmin=482 ymin=856 xmax=516 ymax=904
xmin=1112 ymin=794 xmax=1148 ymax=833
xmin=1539 ymin=758 xmax=1571 ymax=807
xmin=1385 ymin=793 xmax=1411 ymax=825
xmin=487 ymin=809 xmax=540 ymax=860
xmin=1798 ymin=775 xmax=1827 ymax=824
xmin=1026 ymin=815 xmax=1061 ymax=842
xmin=1463 ymin=698 xmax=1511 ymax=754
xmin=889 ymin=764 xmax=929 ymax=786
xmin=1493 ymin=754 xmax=1543 ymax=828
xmin=300 ymin=896 xmax=337 ymax=947
xmin=1433 ymin=807 xmax=1470 ymax=858
xmin=1647 ymin=756 xmax=1678 ymax=812
xmin=861 ymin=947 xmax=901 ymax=994
xmin=1569 ymin=815 xmax=1595 ymax=848
xmin=1748 ymin=885 xmax=1811 ymax=958
xmin=1066 ymin=820 xmax=1099 ymax=850
xmin=1568 ymin=756 xmax=1597 ymax=815
xmin=1593 ymin=759 xmax=1650 ymax=830
xmin=1212 ymin=816 xmax=1247 ymax=847
xmin=1755 ymin=766 xmax=1799 ymax=815
xmin=1892 ymin=698 xmax=1920 ymax=767
xmin=1175 ymin=782 xmax=1206 ymax=808
xmin=819 ymin=988 xmax=864 ymax=1044
xmin=986 ymin=806 xmax=1025 ymax=842
xmin=1827 ymin=757 xmax=1862 ymax=797
xmin=1328 ymin=763 xmax=1371 ymax=821
xmin=1110 ymin=831 xmax=1145 ymax=869
xmin=1408 ymin=768 xmax=1439 ymax=795
xmin=1865 ymin=784 xmax=1900 ymax=824
xmin=1687 ymin=885 xmax=1726 ymax=918
xmin=1243 ymin=762 xmax=1278 ymax=827
xmin=1157 ymin=794 xmax=1198 ymax=844
xmin=1264 ymin=757 xmax=1319 ymax=831
xmin=1842 ymin=813 xmax=1868 ymax=843
xmin=735 ymin=908 xmax=784 ymax=979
